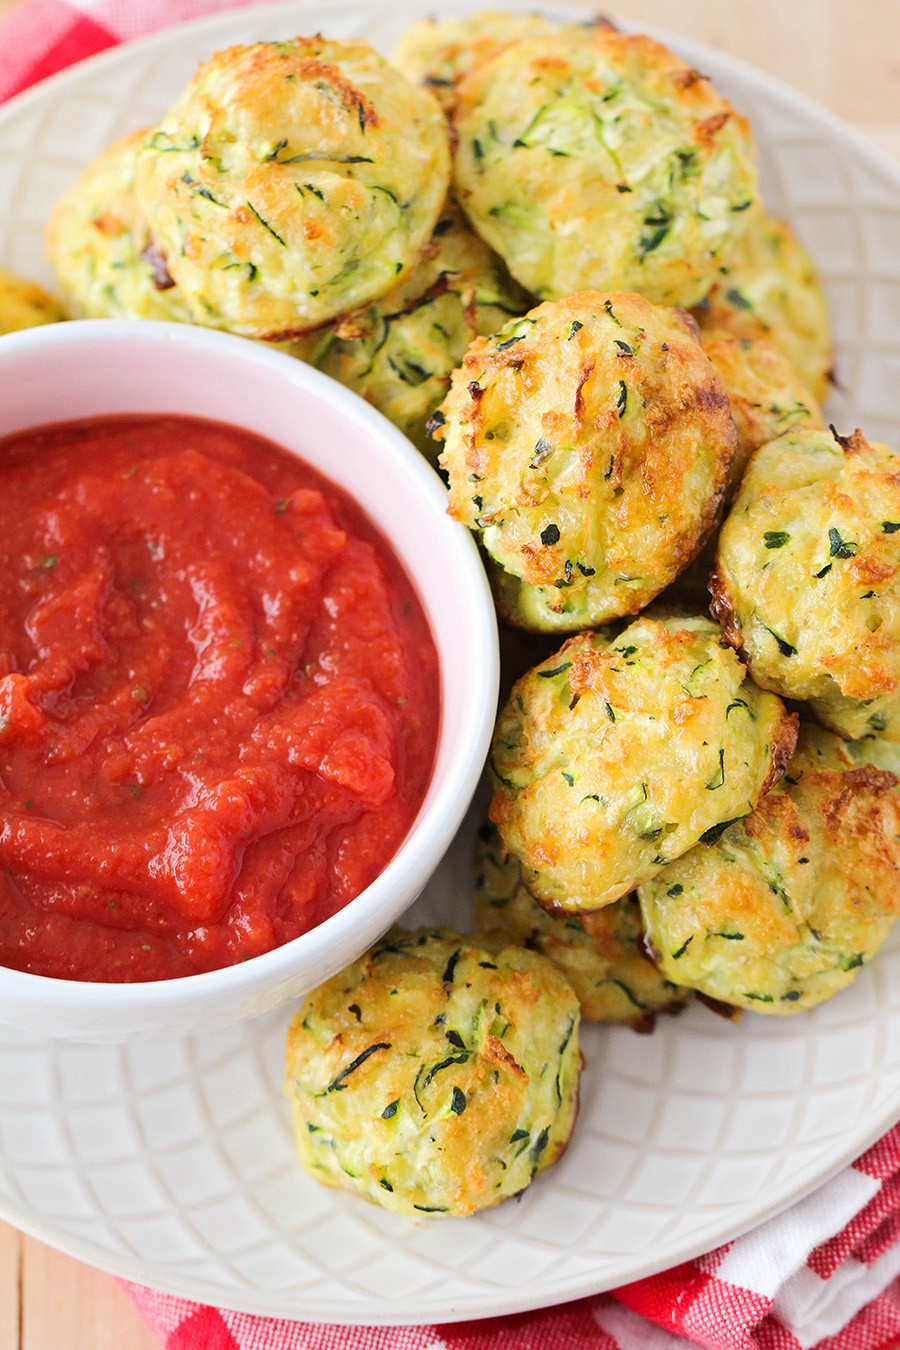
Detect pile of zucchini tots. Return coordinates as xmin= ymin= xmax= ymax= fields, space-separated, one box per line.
xmin=6 ymin=10 xmax=900 ymax=1220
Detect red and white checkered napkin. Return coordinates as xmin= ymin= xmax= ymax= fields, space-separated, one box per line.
xmin=115 ymin=1121 xmax=900 ymax=1350
xmin=5 ymin=2 xmax=900 ymax=1346
xmin=116 ymin=1121 xmax=900 ymax=1350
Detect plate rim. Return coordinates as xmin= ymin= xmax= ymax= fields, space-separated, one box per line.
xmin=3 ymin=0 xmax=900 ymax=193
xmin=1 ymin=989 xmax=898 ymax=1324
xmin=1 ymin=0 xmax=900 ymax=1325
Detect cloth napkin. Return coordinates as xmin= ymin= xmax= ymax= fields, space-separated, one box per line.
xmin=117 ymin=1121 xmax=900 ymax=1350
xmin=118 ymin=1134 xmax=900 ymax=1344
xmin=120 ymin=1185 xmax=900 ymax=1350
xmin=4 ymin=2 xmax=900 ymax=1347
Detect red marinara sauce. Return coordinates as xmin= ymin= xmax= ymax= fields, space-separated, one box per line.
xmin=0 ymin=414 xmax=440 ymax=982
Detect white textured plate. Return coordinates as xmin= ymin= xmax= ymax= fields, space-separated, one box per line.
xmin=2 ymin=0 xmax=900 ymax=1326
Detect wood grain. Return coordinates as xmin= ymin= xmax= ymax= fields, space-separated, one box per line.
xmin=18 ymin=1237 xmax=160 ymax=1350
xmin=0 ymin=1 xmax=899 ymax=1347
xmin=0 ymin=1222 xmax=20 ymax=1350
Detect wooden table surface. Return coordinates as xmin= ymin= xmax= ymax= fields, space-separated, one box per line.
xmin=1 ymin=1 xmax=900 ymax=1346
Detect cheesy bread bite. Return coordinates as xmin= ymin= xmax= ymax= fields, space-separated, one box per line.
xmin=134 ymin=39 xmax=451 ymax=338
xmin=0 ymin=268 xmax=64 ymax=333
xmin=693 ymin=209 xmax=831 ymax=402
xmin=565 ymin=327 xmax=823 ymax=615
xmin=474 ymin=821 xmax=688 ymax=1025
xmin=299 ymin=200 xmax=529 ymax=458
xmin=45 ymin=130 xmax=192 ymax=323
xmin=711 ymin=427 xmax=900 ymax=741
xmin=392 ymin=11 xmax=597 ymax=117
xmin=452 ymin=27 xmax=758 ymax=307
xmin=702 ymin=329 xmax=823 ymax=488
xmin=392 ymin=12 xmax=564 ymax=115
xmin=639 ymin=724 xmax=900 ymax=1013
xmin=489 ymin=615 xmax=797 ymax=913
xmin=285 ymin=927 xmax=580 ymax=1217
xmin=435 ymin=291 xmax=735 ymax=631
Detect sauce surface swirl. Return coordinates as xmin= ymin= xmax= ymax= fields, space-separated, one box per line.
xmin=0 ymin=414 xmax=439 ymax=981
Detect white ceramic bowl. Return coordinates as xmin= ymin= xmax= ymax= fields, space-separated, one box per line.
xmin=0 ymin=319 xmax=498 ymax=1041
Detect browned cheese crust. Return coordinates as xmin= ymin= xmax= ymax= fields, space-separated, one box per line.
xmin=488 ymin=615 xmax=797 ymax=912
xmin=436 ymin=291 xmax=736 ymax=632
xmin=701 ymin=329 xmax=823 ymax=491
xmin=452 ymin=27 xmax=759 ymax=307
xmin=639 ymin=724 xmax=900 ymax=1012
xmin=712 ymin=426 xmax=900 ymax=740
xmin=693 ymin=209 xmax=832 ymax=403
xmin=134 ymin=38 xmax=451 ymax=337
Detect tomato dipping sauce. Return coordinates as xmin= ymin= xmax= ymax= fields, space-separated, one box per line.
xmin=0 ymin=414 xmax=439 ymax=982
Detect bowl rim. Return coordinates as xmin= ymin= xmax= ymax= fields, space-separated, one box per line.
xmin=0 ymin=318 xmax=499 ymax=1016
